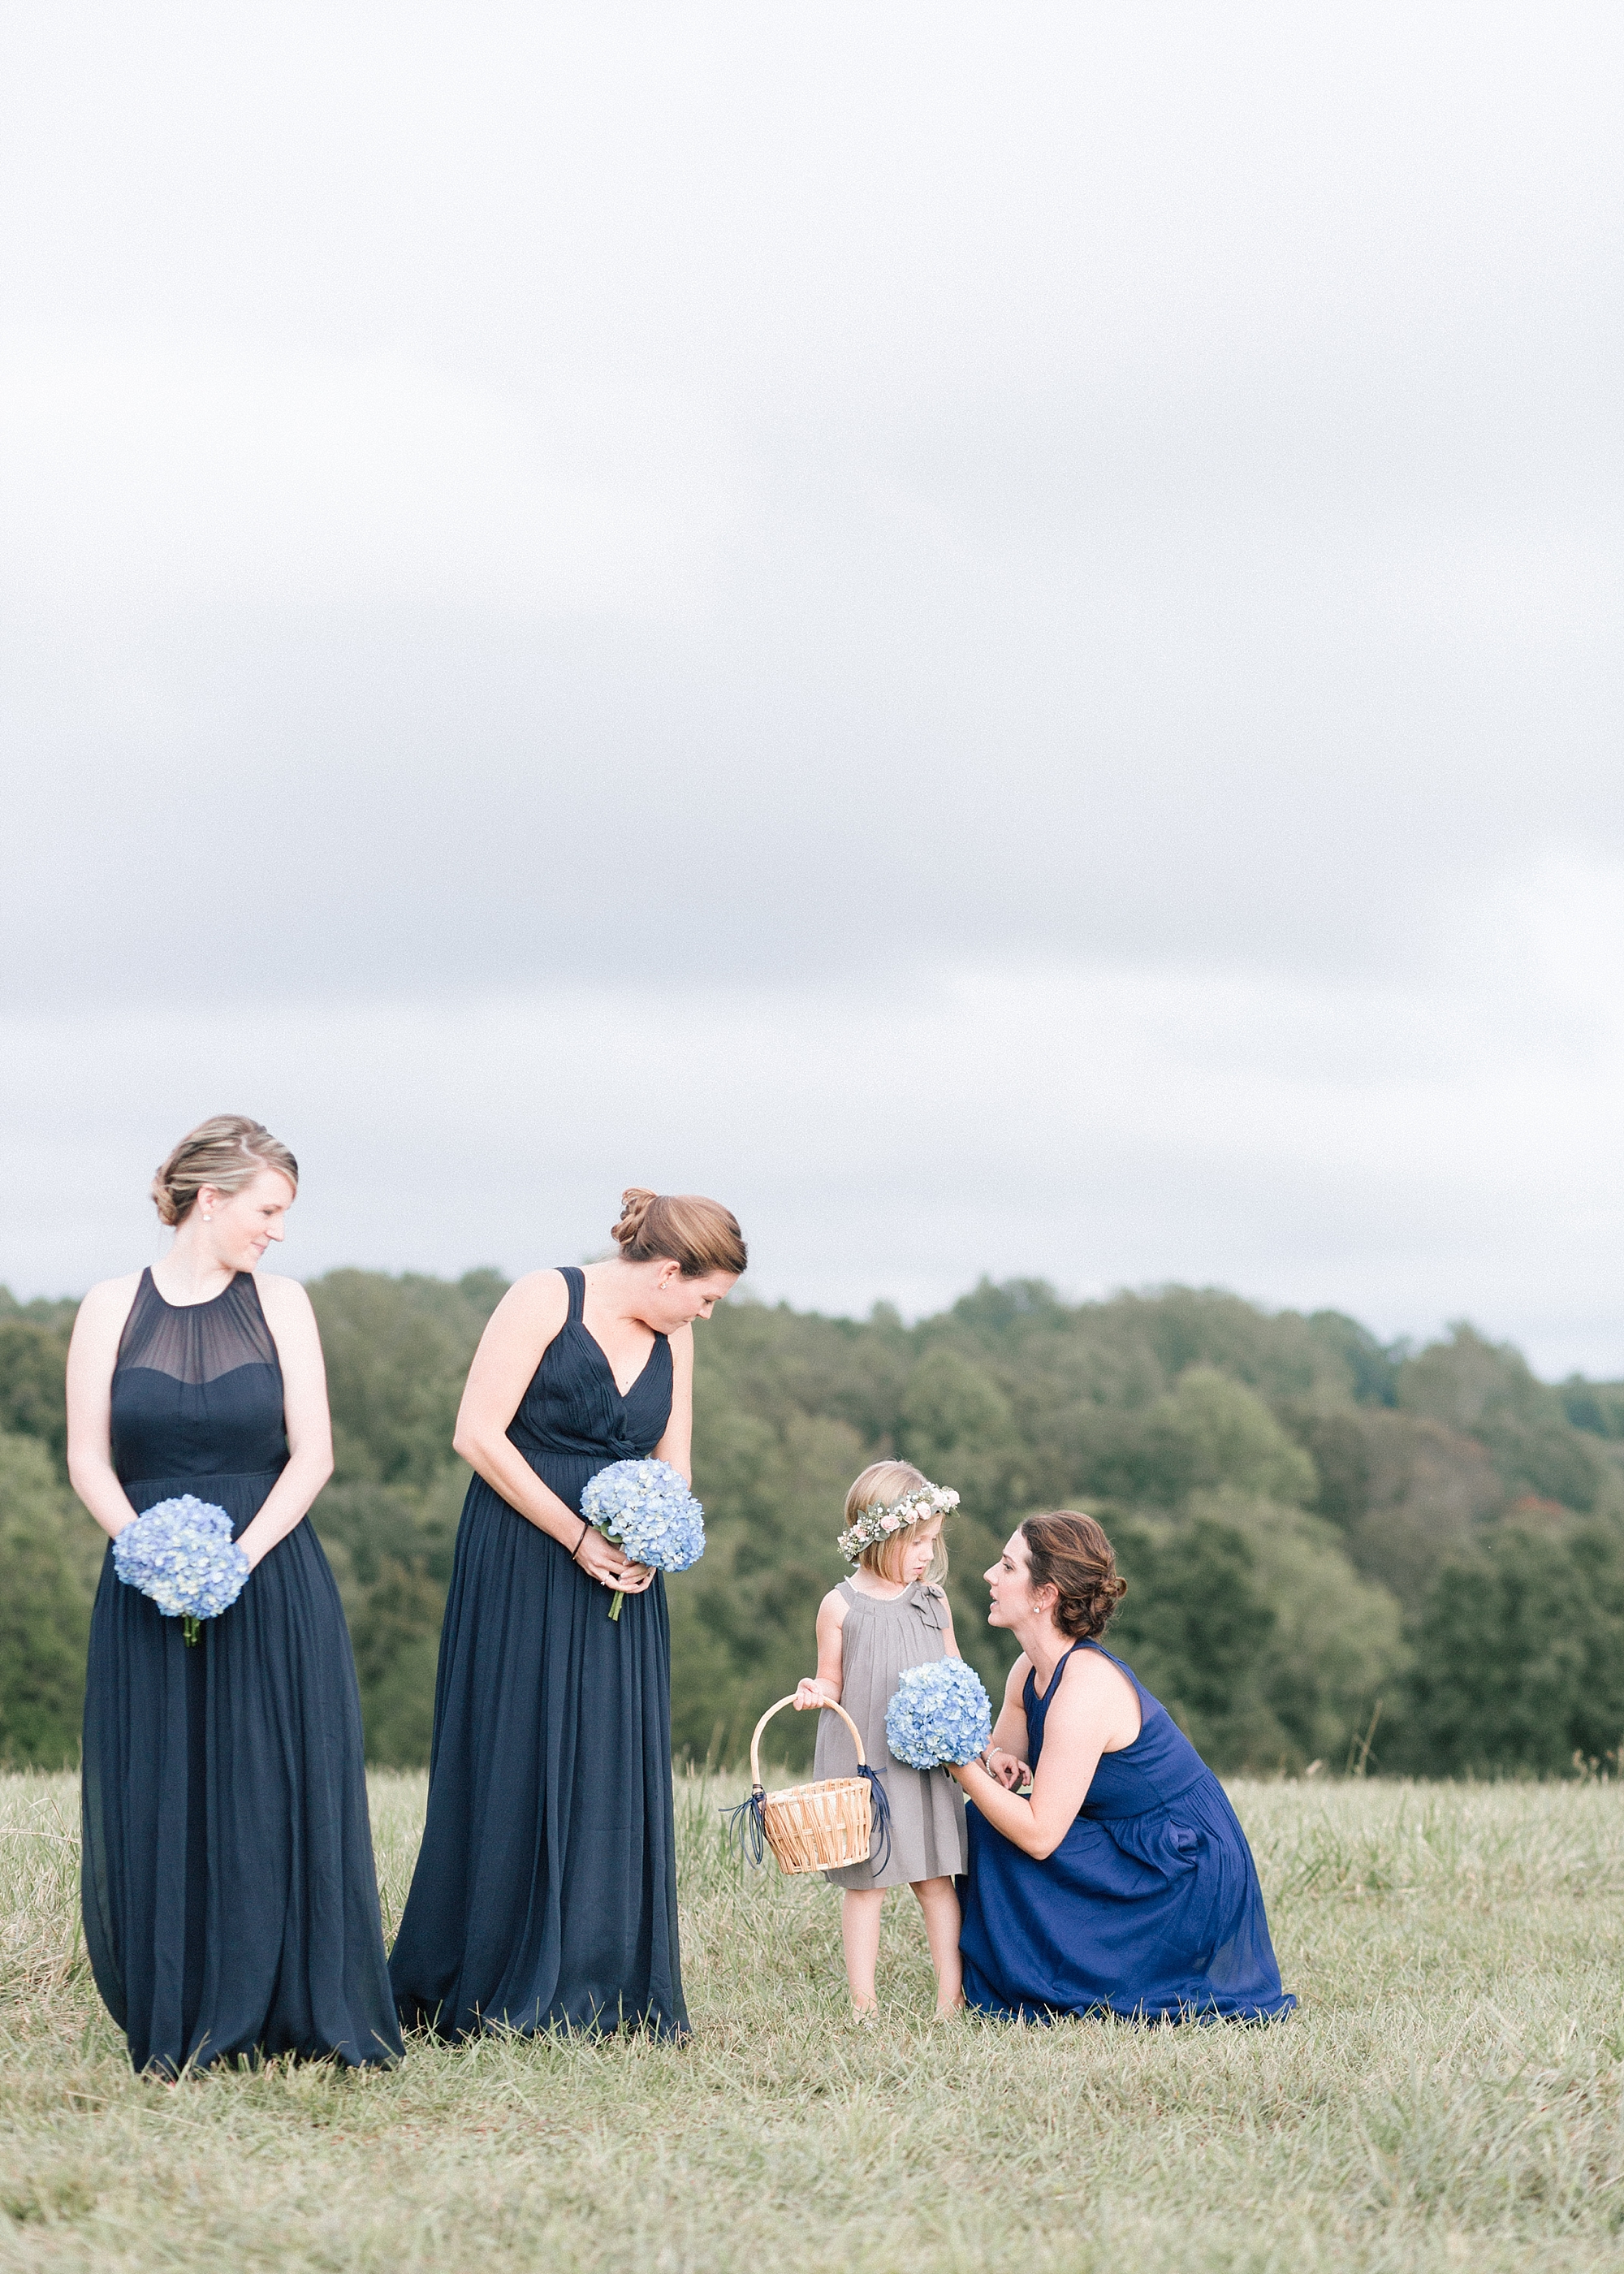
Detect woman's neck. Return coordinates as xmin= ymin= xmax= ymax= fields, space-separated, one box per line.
xmin=1013 ymin=1616 xmax=1074 ymax=1692
xmin=151 ymin=1236 xmax=239 ymax=1308
xmin=581 ymin=1258 xmax=656 ymax=1333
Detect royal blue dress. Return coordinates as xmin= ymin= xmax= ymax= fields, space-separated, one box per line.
xmin=81 ymin=1269 xmax=400 ymax=2077
xmin=388 ymin=1265 xmax=685 ymax=2040
xmin=960 ymin=1641 xmax=1294 ymax=2024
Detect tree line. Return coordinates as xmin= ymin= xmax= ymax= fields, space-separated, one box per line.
xmin=4 ymin=1270 xmax=1623 ymax=1779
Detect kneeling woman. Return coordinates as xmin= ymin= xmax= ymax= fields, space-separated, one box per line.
xmin=952 ymin=1513 xmax=1294 ymax=2025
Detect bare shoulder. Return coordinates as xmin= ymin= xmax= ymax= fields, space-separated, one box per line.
xmin=666 ymin=1321 xmax=694 ymax=1360
xmin=253 ymin=1272 xmax=315 ymax=1325
xmin=78 ymin=1271 xmax=143 ymax=1316
xmin=473 ymin=1269 xmax=570 ymax=1368
xmin=70 ymin=1273 xmax=142 ymax=1347
xmin=499 ymin=1268 xmax=572 ymax=1323
xmin=817 ymin=1584 xmax=852 ymax=1627
xmin=1051 ymin=1644 xmax=1138 ymax=1727
xmin=1004 ymin=1652 xmax=1032 ymax=1703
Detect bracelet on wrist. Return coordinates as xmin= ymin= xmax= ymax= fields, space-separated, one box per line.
xmin=571 ymin=1519 xmax=590 ymax=1562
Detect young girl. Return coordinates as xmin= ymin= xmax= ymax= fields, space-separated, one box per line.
xmin=794 ymin=1460 xmax=970 ymax=2017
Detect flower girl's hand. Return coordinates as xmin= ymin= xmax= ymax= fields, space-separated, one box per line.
xmin=793 ymin=1679 xmax=829 ymax=1710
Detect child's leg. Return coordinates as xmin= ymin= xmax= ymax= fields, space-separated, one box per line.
xmin=840 ymin=1888 xmax=883 ymax=2010
xmin=910 ymin=1877 xmax=964 ymax=2012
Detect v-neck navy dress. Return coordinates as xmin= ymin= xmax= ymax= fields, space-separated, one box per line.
xmin=389 ymin=1266 xmax=685 ymax=2040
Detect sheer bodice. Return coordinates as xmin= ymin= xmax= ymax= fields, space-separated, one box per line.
xmin=111 ymin=1268 xmax=288 ymax=1497
xmin=82 ymin=1265 xmax=398 ymax=2075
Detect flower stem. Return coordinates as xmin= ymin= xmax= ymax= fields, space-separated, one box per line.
xmin=608 ymin=1590 xmax=624 ymax=1622
xmin=183 ymin=1616 xmax=201 ymax=1647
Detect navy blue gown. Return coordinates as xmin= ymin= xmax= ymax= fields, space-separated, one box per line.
xmin=81 ymin=1269 xmax=400 ymax=2076
xmin=960 ymin=1641 xmax=1295 ymax=2024
xmin=389 ymin=1265 xmax=685 ymax=2040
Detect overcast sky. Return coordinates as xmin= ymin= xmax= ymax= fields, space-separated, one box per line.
xmin=2 ymin=3 xmax=1621 ymax=1371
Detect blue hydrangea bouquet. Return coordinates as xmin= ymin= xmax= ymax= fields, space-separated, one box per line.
xmin=112 ymin=1494 xmax=251 ymax=1645
xmin=885 ymin=1657 xmax=994 ymax=1770
xmin=580 ymin=1458 xmax=706 ymax=1621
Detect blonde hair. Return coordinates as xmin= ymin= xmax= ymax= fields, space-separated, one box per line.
xmin=151 ymin=1115 xmax=299 ymax=1228
xmin=847 ymin=1459 xmax=950 ymax=1585
xmin=610 ymin=1187 xmax=747 ymax=1279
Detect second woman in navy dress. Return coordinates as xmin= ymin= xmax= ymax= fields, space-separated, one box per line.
xmin=952 ymin=1512 xmax=1294 ymax=2025
xmin=389 ymin=1189 xmax=745 ymax=2040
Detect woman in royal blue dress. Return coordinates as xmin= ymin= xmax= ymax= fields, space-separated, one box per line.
xmin=952 ymin=1511 xmax=1294 ymax=2024
xmin=389 ymin=1187 xmax=745 ymax=2042
xmin=66 ymin=1116 xmax=400 ymax=2077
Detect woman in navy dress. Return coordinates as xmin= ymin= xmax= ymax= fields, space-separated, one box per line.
xmin=952 ymin=1512 xmax=1294 ymax=2024
xmin=389 ymin=1187 xmax=745 ymax=2042
xmin=66 ymin=1116 xmax=400 ymax=2077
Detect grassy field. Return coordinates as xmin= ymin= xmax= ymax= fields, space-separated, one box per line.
xmin=2 ymin=1772 xmax=1624 ymax=2272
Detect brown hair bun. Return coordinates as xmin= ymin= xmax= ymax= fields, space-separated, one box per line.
xmin=1020 ymin=1511 xmax=1128 ymax=1640
xmin=609 ymin=1189 xmax=747 ymax=1279
xmin=151 ymin=1114 xmax=299 ymax=1228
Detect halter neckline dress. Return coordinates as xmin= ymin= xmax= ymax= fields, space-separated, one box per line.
xmin=389 ymin=1265 xmax=687 ymax=2040
xmin=959 ymin=1640 xmax=1294 ymax=2024
xmin=81 ymin=1267 xmax=400 ymax=2075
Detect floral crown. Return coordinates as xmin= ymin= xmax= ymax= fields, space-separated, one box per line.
xmin=837 ymin=1481 xmax=960 ymax=1565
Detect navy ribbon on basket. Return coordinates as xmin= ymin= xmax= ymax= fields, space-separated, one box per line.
xmin=721 ymin=1784 xmax=767 ymax=1865
xmin=720 ymin=1762 xmax=893 ymax=1875
xmin=858 ymin=1761 xmax=892 ymax=1878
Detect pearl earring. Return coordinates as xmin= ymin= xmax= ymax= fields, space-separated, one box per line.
xmin=203 ymin=1213 xmax=213 ymax=1222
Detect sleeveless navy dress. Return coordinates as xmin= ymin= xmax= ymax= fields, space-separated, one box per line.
xmin=959 ymin=1641 xmax=1294 ymax=2024
xmin=389 ymin=1265 xmax=685 ymax=2040
xmin=81 ymin=1269 xmax=400 ymax=2076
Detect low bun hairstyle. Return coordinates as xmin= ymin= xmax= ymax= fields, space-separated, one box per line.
xmin=1019 ymin=1511 xmax=1128 ymax=1641
xmin=151 ymin=1115 xmax=299 ymax=1228
xmin=610 ymin=1188 xmax=748 ymax=1279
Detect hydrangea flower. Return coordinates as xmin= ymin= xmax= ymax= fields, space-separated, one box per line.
xmin=885 ymin=1657 xmax=993 ymax=1770
xmin=581 ymin=1458 xmax=706 ymax=1622
xmin=112 ymin=1494 xmax=250 ymax=1645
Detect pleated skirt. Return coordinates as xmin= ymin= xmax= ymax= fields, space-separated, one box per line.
xmin=80 ymin=1468 xmax=401 ymax=2076
xmin=388 ymin=1472 xmax=687 ymax=2041
xmin=960 ymin=1775 xmax=1297 ymax=2025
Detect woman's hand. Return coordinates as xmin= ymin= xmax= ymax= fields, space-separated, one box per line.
xmin=572 ymin=1528 xmax=637 ymax=1589
xmin=984 ymin=1745 xmax=1031 ymax=1791
xmin=794 ymin=1677 xmax=832 ymax=1710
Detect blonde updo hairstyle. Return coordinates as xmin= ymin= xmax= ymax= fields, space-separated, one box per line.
xmin=847 ymin=1459 xmax=950 ymax=1586
xmin=1019 ymin=1511 xmax=1128 ymax=1640
xmin=610 ymin=1188 xmax=748 ymax=1278
xmin=151 ymin=1115 xmax=300 ymax=1229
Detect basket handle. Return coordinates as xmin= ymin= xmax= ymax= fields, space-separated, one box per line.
xmin=748 ymin=1694 xmax=866 ymax=1790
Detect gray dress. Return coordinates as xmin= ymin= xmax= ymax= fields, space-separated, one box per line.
xmin=813 ymin=1580 xmax=970 ymax=1891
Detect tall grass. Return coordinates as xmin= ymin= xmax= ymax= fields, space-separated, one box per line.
xmin=3 ymin=1771 xmax=1624 ymax=2270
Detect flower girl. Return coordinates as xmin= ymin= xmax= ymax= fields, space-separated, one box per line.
xmin=794 ymin=1461 xmax=970 ymax=2017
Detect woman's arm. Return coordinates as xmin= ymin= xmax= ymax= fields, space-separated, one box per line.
xmin=652 ymin=1324 xmax=693 ymax=1481
xmin=64 ymin=1276 xmax=143 ymax=1540
xmin=794 ymin=1589 xmax=849 ymax=1708
xmin=983 ymin=1654 xmax=1032 ymax=1791
xmin=233 ymin=1276 xmax=335 ymax=1570
xmin=451 ymin=1271 xmax=643 ymax=1593
xmin=951 ymin=1651 xmax=1138 ymax=1858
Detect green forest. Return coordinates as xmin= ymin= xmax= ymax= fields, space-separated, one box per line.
xmin=4 ymin=1270 xmax=1624 ymax=1780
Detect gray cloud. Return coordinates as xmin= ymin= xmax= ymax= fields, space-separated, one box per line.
xmin=2 ymin=2 xmax=1620 ymax=1362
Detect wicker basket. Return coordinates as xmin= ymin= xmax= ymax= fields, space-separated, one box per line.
xmin=745 ymin=1696 xmax=879 ymax=1876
